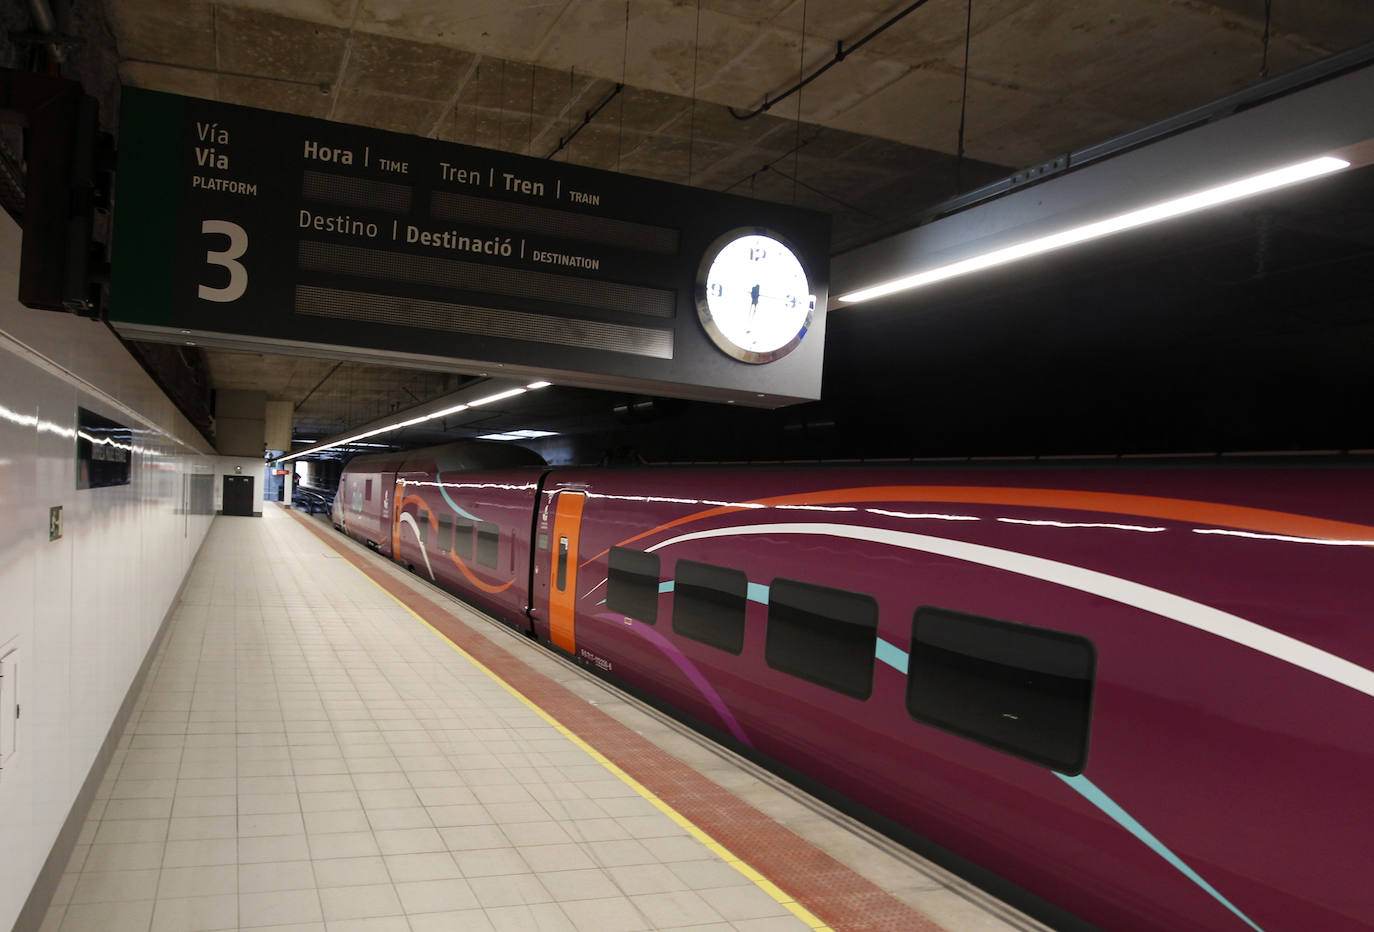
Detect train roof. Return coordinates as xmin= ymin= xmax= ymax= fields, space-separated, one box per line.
xmin=340 ymin=440 xmax=546 ymax=475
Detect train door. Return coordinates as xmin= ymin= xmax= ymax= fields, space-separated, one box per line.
xmin=548 ymin=491 xmax=585 ymax=655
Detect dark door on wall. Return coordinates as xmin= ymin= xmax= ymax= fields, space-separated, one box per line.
xmin=222 ymin=475 xmax=254 ymax=516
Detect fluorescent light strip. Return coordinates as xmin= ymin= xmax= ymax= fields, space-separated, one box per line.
xmin=468 ymin=387 xmax=527 ymax=407
xmin=275 ymin=379 xmax=554 ymax=463
xmin=838 ymin=156 xmax=1350 ymax=304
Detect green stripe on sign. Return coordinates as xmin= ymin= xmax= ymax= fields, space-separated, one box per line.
xmin=109 ymin=87 xmax=183 ymax=327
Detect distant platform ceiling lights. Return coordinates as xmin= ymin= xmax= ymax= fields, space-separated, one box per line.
xmin=276 ymin=380 xmax=552 ymax=463
xmin=837 ymin=155 xmax=1349 ymax=304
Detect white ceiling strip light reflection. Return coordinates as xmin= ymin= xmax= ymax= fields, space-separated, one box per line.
xmin=276 ymin=380 xmax=552 ymax=463
xmin=837 ymin=156 xmax=1350 ymax=304
xmin=77 ymin=431 xmax=139 ymax=455
xmin=478 ymin=429 xmax=558 ymax=441
xmin=999 ymin=518 xmax=1167 ymax=533
xmin=866 ymin=508 xmax=980 ymax=522
xmin=1 ymin=402 xmax=81 ymax=439
xmin=1192 ymin=528 xmax=1374 ymax=547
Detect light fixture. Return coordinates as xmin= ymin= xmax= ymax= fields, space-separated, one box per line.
xmin=837 ymin=155 xmax=1350 ymax=304
xmin=467 ymin=387 xmax=527 ymax=407
xmin=274 ymin=379 xmax=554 ymax=464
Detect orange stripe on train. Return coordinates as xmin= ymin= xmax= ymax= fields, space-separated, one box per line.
xmin=397 ymin=492 xmax=515 ymax=594
xmin=583 ymin=485 xmax=1374 ymax=568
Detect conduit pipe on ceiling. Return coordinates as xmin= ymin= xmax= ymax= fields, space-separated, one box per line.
xmin=728 ymin=0 xmax=937 ymax=121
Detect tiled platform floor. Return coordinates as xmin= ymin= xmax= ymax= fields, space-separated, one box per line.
xmin=38 ymin=506 xmax=1051 ymax=932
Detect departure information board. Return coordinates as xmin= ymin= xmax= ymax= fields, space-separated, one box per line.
xmin=110 ymin=88 xmax=830 ymax=405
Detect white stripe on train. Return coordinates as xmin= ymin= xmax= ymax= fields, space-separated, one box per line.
xmin=646 ymin=522 xmax=1374 ymax=699
xmin=397 ymin=511 xmax=436 ymax=580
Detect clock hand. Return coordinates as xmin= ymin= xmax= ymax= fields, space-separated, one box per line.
xmin=748 ymin=284 xmax=761 ymax=330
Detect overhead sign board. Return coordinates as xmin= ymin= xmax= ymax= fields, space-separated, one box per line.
xmin=110 ymin=88 xmax=830 ymax=406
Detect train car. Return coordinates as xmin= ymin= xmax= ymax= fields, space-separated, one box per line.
xmin=335 ymin=442 xmax=546 ymax=625
xmin=339 ymin=447 xmax=1374 ymax=932
xmin=333 ymin=450 xmax=403 ymax=552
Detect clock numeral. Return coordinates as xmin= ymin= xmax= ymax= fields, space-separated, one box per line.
xmin=698 ymin=231 xmax=810 ymax=363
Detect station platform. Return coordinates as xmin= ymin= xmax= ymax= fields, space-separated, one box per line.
xmin=39 ymin=505 xmax=1052 ymax=932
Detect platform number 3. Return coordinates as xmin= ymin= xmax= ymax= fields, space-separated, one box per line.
xmin=199 ymin=220 xmax=247 ymax=302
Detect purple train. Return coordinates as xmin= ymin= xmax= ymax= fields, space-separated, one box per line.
xmin=332 ymin=442 xmax=1374 ymax=931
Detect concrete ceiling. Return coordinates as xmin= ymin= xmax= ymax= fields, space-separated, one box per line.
xmin=202 ymin=351 xmax=472 ymax=439
xmin=28 ymin=0 xmax=1374 ymax=458
xmin=106 ymin=0 xmax=1374 ymax=251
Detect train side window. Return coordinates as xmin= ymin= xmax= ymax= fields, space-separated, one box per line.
xmin=672 ymin=560 xmax=747 ymax=654
xmin=415 ymin=509 xmax=430 ymax=544
xmin=436 ymin=514 xmax=453 ymax=553
xmin=477 ymin=521 xmax=500 ymax=568
xmin=556 ymin=537 xmax=570 ymax=590
xmin=906 ymin=606 xmax=1095 ymax=775
xmin=364 ymin=479 xmax=373 ymax=501
xmin=453 ymin=517 xmax=474 ymax=560
xmin=607 ymin=547 xmax=659 ymax=624
xmin=765 ymin=579 xmax=877 ymax=700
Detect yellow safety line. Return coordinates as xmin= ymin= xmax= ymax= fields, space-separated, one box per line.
xmin=325 ymin=524 xmax=832 ymax=930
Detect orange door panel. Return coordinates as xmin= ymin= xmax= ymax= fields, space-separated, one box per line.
xmin=390 ymin=481 xmax=404 ymax=557
xmin=548 ymin=492 xmax=586 ymax=654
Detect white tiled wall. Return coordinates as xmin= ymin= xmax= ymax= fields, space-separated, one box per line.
xmin=0 ymin=213 xmax=216 ymax=930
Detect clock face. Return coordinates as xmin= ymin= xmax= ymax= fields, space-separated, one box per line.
xmin=696 ymin=229 xmax=815 ymax=364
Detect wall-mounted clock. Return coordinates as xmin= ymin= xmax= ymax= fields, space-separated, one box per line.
xmin=696 ymin=228 xmax=815 ymax=364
